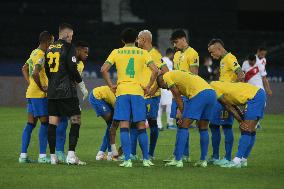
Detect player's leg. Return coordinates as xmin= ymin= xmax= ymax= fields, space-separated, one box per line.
xmin=56 ymin=117 xmax=68 ymax=163
xmin=166 ymin=103 xmax=174 ymax=127
xmin=48 ymin=115 xmax=60 ymax=164
xmin=109 ymin=120 xmax=119 ymax=158
xmin=222 ymin=124 xmax=234 ymax=161
xmin=130 ymin=122 xmax=138 ymax=159
xmin=195 ymin=120 xmax=209 ymax=167
xmin=102 ymin=113 xmax=114 ymax=161
xmin=209 ymin=124 xmax=220 ymax=162
xmin=19 ymin=99 xmax=37 ymax=163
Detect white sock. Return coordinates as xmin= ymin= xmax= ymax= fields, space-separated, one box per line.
xmin=50 ymin=154 xmax=57 ymax=159
xmin=39 ymin=154 xmax=46 ymax=158
xmin=68 ymin=151 xmax=75 ymax=157
xmin=233 ymin=157 xmax=241 ymax=164
xmin=111 ymin=144 xmax=118 ymax=156
xmin=241 ymin=157 xmax=247 ymax=162
xmin=20 ymin=153 xmax=27 ymax=158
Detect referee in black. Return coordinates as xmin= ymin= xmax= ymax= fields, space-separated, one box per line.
xmin=45 ymin=23 xmax=88 ymax=165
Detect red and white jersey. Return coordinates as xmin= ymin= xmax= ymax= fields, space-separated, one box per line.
xmin=256 ymin=55 xmax=267 ymax=67
xmin=242 ymin=60 xmax=267 ymax=89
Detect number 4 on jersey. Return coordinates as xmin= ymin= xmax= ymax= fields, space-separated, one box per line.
xmin=125 ymin=58 xmax=135 ymax=78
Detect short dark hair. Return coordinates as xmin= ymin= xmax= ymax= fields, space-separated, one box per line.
xmin=59 ymin=22 xmax=73 ymax=32
xmin=165 ymin=48 xmax=174 ymax=55
xmin=208 ymin=38 xmax=224 ymax=47
xmin=121 ymin=28 xmax=137 ymax=43
xmin=170 ymin=29 xmax=187 ymax=41
xmin=75 ymin=41 xmax=89 ymax=48
xmin=247 ymin=54 xmax=256 ymax=61
xmin=38 ymin=31 xmax=53 ymax=43
xmin=257 ymin=46 xmax=267 ymax=51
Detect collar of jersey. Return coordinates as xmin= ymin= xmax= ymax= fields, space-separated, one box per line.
xmin=124 ymin=43 xmax=136 ymax=47
xmin=181 ymin=46 xmax=190 ymax=53
xmin=148 ymin=47 xmax=154 ymax=52
xmin=221 ymin=51 xmax=230 ymax=60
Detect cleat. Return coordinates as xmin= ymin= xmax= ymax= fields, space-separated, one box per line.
xmin=143 ymin=159 xmax=155 ymax=167
xmin=208 ymin=157 xmax=219 ymax=164
xmin=183 ymin=156 xmax=191 ymax=163
xmin=38 ymin=156 xmax=51 ymax=164
xmin=56 ymin=151 xmax=66 ymax=163
xmin=165 ymin=159 xmax=183 ymax=168
xmin=130 ymin=154 xmax=140 ymax=161
xmin=241 ymin=160 xmax=247 ymax=167
xmin=66 ymin=155 xmax=86 ymax=165
xmin=118 ymin=155 xmax=125 ymax=161
xmin=163 ymin=155 xmax=175 ymax=162
xmin=50 ymin=155 xmax=58 ymax=165
xmin=19 ymin=157 xmax=34 ymax=163
xmin=220 ymin=161 xmax=241 ymax=168
xmin=213 ymin=158 xmax=230 ymax=166
xmin=119 ymin=160 xmax=132 ymax=168
xmin=194 ymin=160 xmax=208 ymax=168
xmin=96 ymin=153 xmax=106 ymax=161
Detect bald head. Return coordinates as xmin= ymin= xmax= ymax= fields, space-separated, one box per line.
xmin=137 ymin=30 xmax=152 ymax=49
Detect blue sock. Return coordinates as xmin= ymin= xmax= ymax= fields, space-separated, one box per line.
xmin=183 ymin=131 xmax=189 ymax=157
xmin=120 ymin=128 xmax=131 ymax=160
xmin=149 ymin=119 xmax=159 ymax=157
xmin=210 ymin=124 xmax=221 ymax=159
xmin=137 ymin=129 xmax=149 ymax=160
xmin=243 ymin=132 xmax=256 ymax=159
xmin=100 ymin=122 xmax=111 ymax=152
xmin=175 ymin=128 xmax=189 ymax=161
xmin=106 ymin=121 xmax=112 ymax=152
xmin=199 ymin=129 xmax=209 ymax=161
xmin=39 ymin=122 xmax=48 ymax=154
xmin=223 ymin=125 xmax=234 ymax=161
xmin=236 ymin=132 xmax=252 ymax=158
xmin=56 ymin=117 xmax=68 ymax=152
xmin=130 ymin=124 xmax=138 ymax=155
xmin=21 ymin=123 xmax=35 ymax=153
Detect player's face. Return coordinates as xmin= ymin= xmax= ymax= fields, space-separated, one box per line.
xmin=78 ymin=47 xmax=89 ymax=61
xmin=61 ymin=29 xmax=73 ymax=43
xmin=137 ymin=35 xmax=145 ymax=48
xmin=208 ymin=45 xmax=221 ymax=59
xmin=257 ymin=50 xmax=267 ymax=59
xmin=172 ymin=38 xmax=184 ymax=50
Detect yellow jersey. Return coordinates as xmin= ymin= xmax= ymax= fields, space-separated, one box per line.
xmin=173 ymin=47 xmax=199 ymax=72
xmin=77 ymin=61 xmax=84 ymax=75
xmin=210 ymin=81 xmax=259 ymax=105
xmin=219 ymin=52 xmax=241 ymax=82
xmin=93 ymin=86 xmax=116 ymax=107
xmin=25 ymin=48 xmax=48 ymax=98
xmin=141 ymin=48 xmax=166 ymax=98
xmin=163 ymin=70 xmax=212 ymax=99
xmin=105 ymin=44 xmax=153 ymax=97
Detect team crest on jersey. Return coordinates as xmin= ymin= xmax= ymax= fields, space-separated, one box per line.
xmin=234 ymin=62 xmax=238 ymax=67
xmin=38 ymin=58 xmax=44 ymax=65
xmin=72 ymin=56 xmax=77 ymax=62
xmin=102 ymin=106 xmax=106 ymax=111
xmin=194 ymin=58 xmax=198 ymax=64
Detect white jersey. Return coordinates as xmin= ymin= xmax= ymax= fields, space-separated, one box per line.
xmin=162 ymin=57 xmax=173 ymax=71
xmin=160 ymin=56 xmax=173 ymax=105
xmin=256 ymin=55 xmax=267 ymax=67
xmin=242 ymin=60 xmax=267 ymax=89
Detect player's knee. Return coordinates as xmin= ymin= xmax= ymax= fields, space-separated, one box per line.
xmin=70 ymin=115 xmax=81 ymax=125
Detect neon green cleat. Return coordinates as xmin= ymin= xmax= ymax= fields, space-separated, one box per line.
xmin=56 ymin=151 xmax=66 ymax=163
xmin=213 ymin=158 xmax=230 ymax=166
xmin=119 ymin=160 xmax=132 ymax=168
xmin=241 ymin=160 xmax=247 ymax=167
xmin=165 ymin=159 xmax=183 ymax=168
xmin=207 ymin=157 xmax=219 ymax=164
xmin=220 ymin=161 xmax=241 ymax=168
xmin=143 ymin=160 xmax=154 ymax=167
xmin=38 ymin=156 xmax=51 ymax=164
xmin=194 ymin=160 xmax=208 ymax=168
xmin=19 ymin=157 xmax=34 ymax=163
xmin=183 ymin=156 xmax=191 ymax=163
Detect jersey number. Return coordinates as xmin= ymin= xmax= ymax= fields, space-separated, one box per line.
xmin=47 ymin=52 xmax=60 ymax=72
xmin=125 ymin=58 xmax=135 ymax=78
xmin=220 ymin=110 xmax=229 ymax=119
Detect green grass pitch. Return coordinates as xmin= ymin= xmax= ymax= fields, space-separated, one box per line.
xmin=0 ymin=107 xmax=284 ymax=189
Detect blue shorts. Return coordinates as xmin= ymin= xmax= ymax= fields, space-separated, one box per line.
xmin=145 ymin=96 xmax=161 ymax=119
xmin=114 ymin=95 xmax=146 ymax=122
xmin=170 ymin=96 xmax=188 ymax=119
xmin=27 ymin=98 xmax=48 ymax=117
xmin=89 ymin=93 xmax=113 ymax=117
xmin=183 ymin=89 xmax=217 ymax=121
xmin=244 ymin=89 xmax=266 ymax=120
xmin=210 ymin=101 xmax=234 ymax=125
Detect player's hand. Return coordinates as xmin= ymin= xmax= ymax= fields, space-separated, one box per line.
xmin=267 ymin=89 xmax=272 ymax=97
xmin=110 ymin=85 xmax=117 ymax=94
xmin=143 ymin=85 xmax=151 ymax=96
xmin=177 ymin=119 xmax=183 ymax=126
xmin=146 ymin=86 xmax=158 ymax=97
xmin=239 ymin=121 xmax=249 ymax=131
xmin=176 ymin=109 xmax=182 ymax=119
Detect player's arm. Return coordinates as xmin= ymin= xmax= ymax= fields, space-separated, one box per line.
xmin=170 ymin=85 xmax=183 ymax=114
xmin=147 ymin=64 xmax=169 ymax=97
xmin=33 ymin=64 xmax=46 ymax=92
xmin=22 ymin=64 xmax=30 ymax=84
xmin=262 ymin=76 xmax=272 ymax=96
xmin=190 ymin=66 xmax=198 ymax=74
xmin=144 ymin=62 xmax=159 ymax=95
xmin=235 ymin=68 xmax=245 ymax=82
xmin=101 ymin=63 xmax=116 ymax=93
xmin=189 ymin=54 xmax=199 ymax=74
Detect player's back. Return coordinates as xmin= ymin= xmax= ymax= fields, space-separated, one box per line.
xmin=219 ymin=52 xmax=240 ymax=82
xmin=173 ymin=47 xmax=199 ymax=71
xmin=93 ymin=86 xmax=116 ymax=107
xmin=106 ymin=45 xmax=153 ymax=96
xmin=45 ymin=39 xmax=78 ymax=99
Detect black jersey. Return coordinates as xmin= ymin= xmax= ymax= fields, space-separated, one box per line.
xmin=45 ymin=39 xmax=82 ymax=99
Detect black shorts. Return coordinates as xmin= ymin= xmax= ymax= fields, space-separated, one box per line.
xmin=48 ymin=98 xmax=81 ymax=117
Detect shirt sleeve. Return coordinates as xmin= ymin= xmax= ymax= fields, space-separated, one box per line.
xmin=228 ymin=56 xmax=241 ymax=72
xmin=105 ymin=50 xmax=117 ymax=65
xmin=144 ymin=51 xmax=154 ymax=66
xmin=163 ymin=73 xmax=175 ymax=88
xmin=33 ymin=52 xmax=45 ymax=69
xmin=242 ymin=61 xmax=247 ymax=72
xmin=188 ymin=51 xmax=199 ymax=67
xmin=66 ymin=44 xmax=82 ymax=83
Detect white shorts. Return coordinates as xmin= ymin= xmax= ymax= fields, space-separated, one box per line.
xmin=160 ymin=89 xmax=172 ymax=106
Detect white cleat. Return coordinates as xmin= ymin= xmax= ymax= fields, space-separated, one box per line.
xmin=50 ymin=154 xmax=59 ymax=165
xmin=66 ymin=155 xmax=86 ymax=165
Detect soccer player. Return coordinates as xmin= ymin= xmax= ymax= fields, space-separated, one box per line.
xmin=55 ymin=41 xmax=89 ymax=163
xmin=166 ymin=29 xmax=200 ymax=162
xmin=19 ymin=31 xmax=54 ymax=163
xmin=157 ymin=48 xmax=175 ymax=130
xmin=157 ymin=70 xmax=216 ymax=168
xmin=210 ymin=81 xmax=266 ymax=168
xmin=45 ymin=23 xmax=88 ymax=165
xmin=207 ymin=38 xmax=245 ymax=166
xmin=134 ymin=29 xmax=169 ymax=159
xmin=101 ymin=28 xmax=159 ymax=167
xmin=88 ymin=86 xmax=119 ymax=161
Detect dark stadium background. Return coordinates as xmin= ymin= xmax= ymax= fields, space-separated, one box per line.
xmin=0 ymin=0 xmax=283 ymax=112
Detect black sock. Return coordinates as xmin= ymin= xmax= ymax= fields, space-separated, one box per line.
xmin=69 ymin=123 xmax=80 ymax=151
xmin=48 ymin=124 xmax=57 ymax=154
